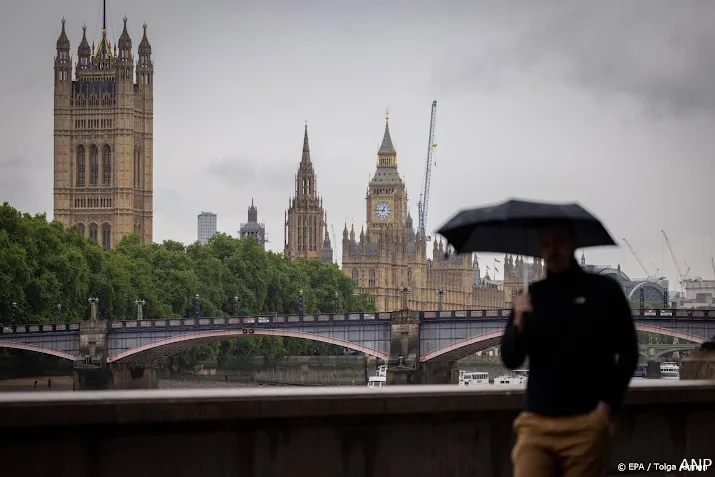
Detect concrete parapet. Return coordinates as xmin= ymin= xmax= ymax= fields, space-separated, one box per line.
xmin=0 ymin=381 xmax=714 ymax=477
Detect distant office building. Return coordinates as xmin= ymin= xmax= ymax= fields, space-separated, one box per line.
xmin=239 ymin=199 xmax=266 ymax=248
xmin=197 ymin=211 xmax=217 ymax=245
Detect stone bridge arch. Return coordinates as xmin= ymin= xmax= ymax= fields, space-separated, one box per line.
xmin=638 ymin=345 xmax=700 ymax=360
xmin=421 ymin=325 xmax=706 ymax=364
xmin=108 ymin=328 xmax=390 ymax=365
xmin=0 ymin=341 xmax=76 ymax=361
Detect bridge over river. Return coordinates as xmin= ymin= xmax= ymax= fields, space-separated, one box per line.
xmin=1 ymin=308 xmax=713 ymax=389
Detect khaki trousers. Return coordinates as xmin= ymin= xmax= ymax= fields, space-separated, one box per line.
xmin=511 ymin=408 xmax=611 ymax=477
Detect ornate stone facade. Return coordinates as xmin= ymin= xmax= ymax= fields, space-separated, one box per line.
xmin=239 ymin=199 xmax=267 ymax=248
xmin=53 ymin=14 xmax=154 ymax=249
xmin=284 ymin=125 xmax=332 ymax=262
xmin=341 ymin=114 xmax=477 ymax=312
xmin=339 ymin=113 xmax=547 ymax=312
xmin=502 ymin=254 xmax=545 ymax=307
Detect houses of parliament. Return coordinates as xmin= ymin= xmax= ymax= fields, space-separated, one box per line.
xmin=51 ymin=11 xmax=539 ymax=311
xmin=52 ymin=13 xmax=153 ymax=249
xmin=282 ymin=114 xmax=544 ymax=312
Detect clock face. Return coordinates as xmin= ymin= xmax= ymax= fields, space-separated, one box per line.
xmin=374 ymin=201 xmax=392 ymax=220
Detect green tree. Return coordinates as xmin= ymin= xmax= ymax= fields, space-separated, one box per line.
xmin=0 ymin=202 xmax=376 ymax=366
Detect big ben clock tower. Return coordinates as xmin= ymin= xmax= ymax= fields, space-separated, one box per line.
xmin=366 ymin=110 xmax=408 ymax=234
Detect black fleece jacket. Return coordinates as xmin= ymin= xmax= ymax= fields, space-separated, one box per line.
xmin=500 ymin=259 xmax=638 ymax=417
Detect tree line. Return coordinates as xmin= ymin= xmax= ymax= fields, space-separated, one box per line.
xmin=0 ymin=202 xmax=376 ymax=363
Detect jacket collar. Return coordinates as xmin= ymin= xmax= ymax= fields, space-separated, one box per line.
xmin=546 ymin=258 xmax=583 ymax=280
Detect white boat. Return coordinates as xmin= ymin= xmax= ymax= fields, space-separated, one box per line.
xmin=493 ymin=373 xmax=527 ymax=385
xmin=367 ymin=364 xmax=388 ymax=388
xmin=458 ymin=370 xmax=489 ymax=386
xmin=513 ymin=369 xmax=529 ymax=379
xmin=660 ymin=362 xmax=680 ymax=380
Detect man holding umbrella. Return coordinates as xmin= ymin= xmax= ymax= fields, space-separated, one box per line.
xmin=438 ymin=199 xmax=638 ymax=477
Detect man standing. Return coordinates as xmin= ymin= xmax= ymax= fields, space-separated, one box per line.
xmin=501 ymin=223 xmax=639 ymax=477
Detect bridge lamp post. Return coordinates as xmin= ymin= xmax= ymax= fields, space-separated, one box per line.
xmin=193 ymin=294 xmax=200 ymax=320
xmin=436 ymin=289 xmax=446 ymax=311
xmin=88 ymin=297 xmax=99 ymax=321
xmin=56 ymin=303 xmax=62 ymax=324
xmin=11 ymin=302 xmax=17 ymax=325
xmin=334 ymin=292 xmax=339 ymax=313
xmin=233 ymin=295 xmax=240 ymax=317
xmin=135 ymin=299 xmax=146 ymax=321
xmin=299 ymin=290 xmax=304 ymax=317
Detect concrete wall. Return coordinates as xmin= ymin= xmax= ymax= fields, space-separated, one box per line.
xmin=1 ymin=381 xmax=714 ymax=477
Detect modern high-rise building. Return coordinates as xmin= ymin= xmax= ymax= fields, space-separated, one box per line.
xmin=197 ymin=211 xmax=217 ymax=245
xmin=239 ymin=200 xmax=267 ymax=248
xmin=53 ymin=8 xmax=154 ymax=249
xmin=284 ymin=124 xmax=332 ymax=262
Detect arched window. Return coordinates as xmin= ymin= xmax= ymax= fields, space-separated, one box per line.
xmin=89 ymin=223 xmax=98 ymax=242
xmin=76 ymin=223 xmax=85 ymax=235
xmin=134 ymin=148 xmax=141 ymax=187
xmin=101 ymin=223 xmax=111 ymax=250
xmin=407 ymin=268 xmax=413 ymax=281
xmin=352 ymin=269 xmax=358 ymax=285
xmin=89 ymin=146 xmax=99 ymax=185
xmin=102 ymin=145 xmax=112 ymax=185
xmin=369 ymin=269 xmax=376 ymax=287
xmin=76 ymin=146 xmax=86 ymax=186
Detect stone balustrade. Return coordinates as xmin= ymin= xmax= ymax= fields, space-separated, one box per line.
xmin=0 ymin=381 xmax=714 ymax=477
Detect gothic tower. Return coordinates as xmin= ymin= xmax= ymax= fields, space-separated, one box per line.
xmin=284 ymin=124 xmax=331 ymax=261
xmin=365 ymin=111 xmax=408 ymax=235
xmin=53 ymin=5 xmax=154 ymax=249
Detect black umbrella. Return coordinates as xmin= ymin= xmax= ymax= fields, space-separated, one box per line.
xmin=436 ymin=199 xmax=617 ymax=257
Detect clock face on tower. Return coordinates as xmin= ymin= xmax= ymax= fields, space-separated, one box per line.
xmin=374 ymin=201 xmax=392 ymax=220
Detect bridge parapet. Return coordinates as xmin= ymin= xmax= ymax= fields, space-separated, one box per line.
xmin=0 ymin=382 xmax=713 ymax=477
xmin=1 ymin=322 xmax=80 ymax=335
xmin=4 ymin=308 xmax=714 ymax=334
xmin=109 ymin=312 xmax=392 ymax=332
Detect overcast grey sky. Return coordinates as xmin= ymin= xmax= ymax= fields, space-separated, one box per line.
xmin=1 ymin=0 xmax=713 ymax=287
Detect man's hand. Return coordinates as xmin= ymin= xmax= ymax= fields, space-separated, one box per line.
xmin=514 ymin=293 xmax=533 ymax=331
xmin=596 ymin=401 xmax=615 ymax=435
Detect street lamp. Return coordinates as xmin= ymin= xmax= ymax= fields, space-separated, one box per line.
xmin=56 ymin=303 xmax=62 ymax=324
xmin=135 ymin=299 xmax=146 ymax=321
xmin=88 ymin=297 xmax=99 ymax=321
xmin=334 ymin=291 xmax=339 ymax=313
xmin=11 ymin=302 xmax=17 ymax=325
xmin=233 ymin=295 xmax=239 ymax=316
xmin=193 ymin=293 xmax=200 ymax=319
xmin=437 ymin=289 xmax=446 ymax=311
xmin=298 ymin=290 xmax=304 ymax=316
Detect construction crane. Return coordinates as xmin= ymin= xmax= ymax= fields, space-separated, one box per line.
xmin=622 ymin=238 xmax=659 ymax=281
xmin=417 ymin=100 xmax=438 ymax=237
xmin=661 ymin=230 xmax=691 ymax=287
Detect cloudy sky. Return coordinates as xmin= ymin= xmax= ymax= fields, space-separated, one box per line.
xmin=1 ymin=0 xmax=713 ymax=288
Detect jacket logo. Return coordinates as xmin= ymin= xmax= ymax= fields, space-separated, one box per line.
xmin=574 ymin=296 xmax=586 ymax=305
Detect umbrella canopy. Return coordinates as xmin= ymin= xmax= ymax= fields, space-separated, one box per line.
xmin=436 ymin=199 xmax=617 ymax=257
